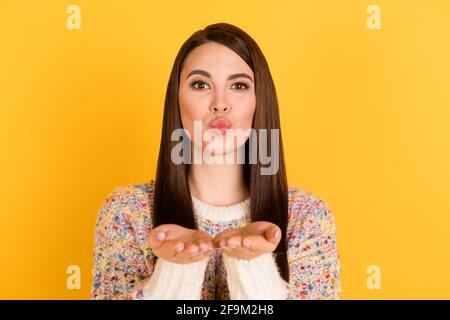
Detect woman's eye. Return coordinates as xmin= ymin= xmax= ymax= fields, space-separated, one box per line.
xmin=190 ymin=81 xmax=249 ymax=90
xmin=231 ymin=82 xmax=249 ymax=90
xmin=191 ymin=81 xmax=209 ymax=90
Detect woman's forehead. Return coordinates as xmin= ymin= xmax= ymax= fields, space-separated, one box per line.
xmin=181 ymin=43 xmax=253 ymax=78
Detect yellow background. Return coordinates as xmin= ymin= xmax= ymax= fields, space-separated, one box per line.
xmin=1 ymin=0 xmax=449 ymax=299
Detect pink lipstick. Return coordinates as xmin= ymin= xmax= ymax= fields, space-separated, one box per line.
xmin=209 ymin=117 xmax=232 ymax=134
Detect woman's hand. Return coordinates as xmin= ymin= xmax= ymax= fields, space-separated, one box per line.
xmin=147 ymin=224 xmax=215 ymax=264
xmin=212 ymin=221 xmax=281 ymax=260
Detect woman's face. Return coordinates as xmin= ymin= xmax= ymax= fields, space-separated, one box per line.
xmin=178 ymin=42 xmax=256 ymax=157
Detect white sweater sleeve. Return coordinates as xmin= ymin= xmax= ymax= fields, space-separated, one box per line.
xmin=222 ymin=252 xmax=289 ymax=300
xmin=138 ymin=257 xmax=209 ymax=300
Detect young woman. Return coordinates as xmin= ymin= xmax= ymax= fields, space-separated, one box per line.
xmin=91 ymin=23 xmax=341 ymax=300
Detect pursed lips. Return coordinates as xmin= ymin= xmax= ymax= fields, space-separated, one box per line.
xmin=209 ymin=117 xmax=232 ymax=134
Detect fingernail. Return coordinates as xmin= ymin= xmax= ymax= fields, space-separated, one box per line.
xmin=175 ymin=243 xmax=184 ymax=252
xmin=156 ymin=232 xmax=166 ymax=241
xmin=273 ymin=230 xmax=279 ymax=238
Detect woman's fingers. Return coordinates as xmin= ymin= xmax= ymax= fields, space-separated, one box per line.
xmin=250 ymin=234 xmax=276 ymax=253
xmin=242 ymin=234 xmax=257 ymax=249
xmin=173 ymin=242 xmax=214 ymax=264
xmin=198 ymin=242 xmax=209 ymax=251
xmin=151 ymin=223 xmax=282 ymax=262
xmin=213 ymin=238 xmax=224 ymax=249
xmin=193 ymin=231 xmax=214 ymax=250
xmin=186 ymin=231 xmax=212 ymax=254
xmin=213 ymin=230 xmax=230 ymax=248
xmin=226 ymin=235 xmax=242 ymax=248
xmin=173 ymin=241 xmax=185 ymax=253
xmin=147 ymin=225 xmax=217 ymax=264
xmin=185 ymin=242 xmax=201 ymax=255
xmin=184 ymin=233 xmax=214 ymax=256
xmin=148 ymin=224 xmax=186 ymax=249
xmin=220 ymin=233 xmax=276 ymax=260
xmin=264 ymin=225 xmax=281 ymax=244
xmin=221 ymin=239 xmax=258 ymax=260
xmin=154 ymin=239 xmax=184 ymax=258
xmin=160 ymin=239 xmax=207 ymax=260
xmin=195 ymin=237 xmax=213 ymax=252
xmin=148 ymin=229 xmax=167 ymax=249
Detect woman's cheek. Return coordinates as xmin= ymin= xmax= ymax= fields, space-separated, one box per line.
xmin=240 ymin=101 xmax=256 ymax=128
xmin=180 ymin=96 xmax=197 ymax=128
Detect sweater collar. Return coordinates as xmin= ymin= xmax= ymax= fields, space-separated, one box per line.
xmin=191 ymin=196 xmax=251 ymax=222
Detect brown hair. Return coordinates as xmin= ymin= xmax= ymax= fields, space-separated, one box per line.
xmin=153 ymin=22 xmax=289 ymax=282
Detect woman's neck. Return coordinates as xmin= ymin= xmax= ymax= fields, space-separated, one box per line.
xmin=187 ymin=162 xmax=249 ymax=207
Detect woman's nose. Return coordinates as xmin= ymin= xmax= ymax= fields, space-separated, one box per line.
xmin=210 ymin=104 xmax=230 ymax=113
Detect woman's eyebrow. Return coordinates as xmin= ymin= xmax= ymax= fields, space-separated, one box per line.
xmin=186 ymin=69 xmax=254 ymax=83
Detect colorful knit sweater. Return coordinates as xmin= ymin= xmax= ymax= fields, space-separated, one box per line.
xmin=91 ymin=180 xmax=341 ymax=300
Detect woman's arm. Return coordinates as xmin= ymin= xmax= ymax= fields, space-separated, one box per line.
xmin=91 ymin=187 xmax=209 ymax=300
xmin=285 ymin=194 xmax=341 ymax=299
xmin=221 ymin=194 xmax=341 ymax=300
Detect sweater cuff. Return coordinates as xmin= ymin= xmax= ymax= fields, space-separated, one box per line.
xmin=222 ymin=252 xmax=289 ymax=300
xmin=140 ymin=257 xmax=209 ymax=300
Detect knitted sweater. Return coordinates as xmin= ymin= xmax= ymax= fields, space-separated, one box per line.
xmin=91 ymin=180 xmax=341 ymax=300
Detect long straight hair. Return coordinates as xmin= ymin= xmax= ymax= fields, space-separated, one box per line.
xmin=153 ymin=23 xmax=289 ymax=282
